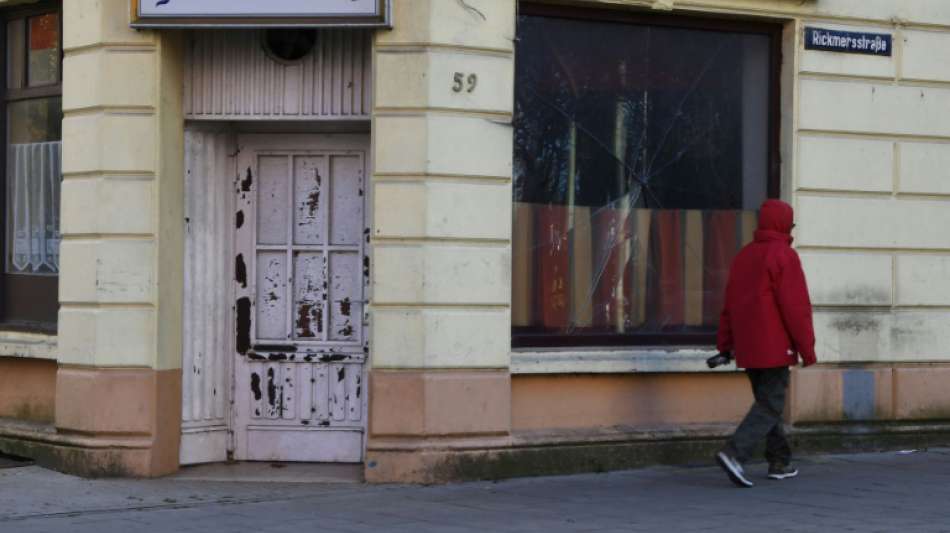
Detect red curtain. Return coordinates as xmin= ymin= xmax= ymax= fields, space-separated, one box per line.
xmin=702 ymin=211 xmax=739 ymax=326
xmin=535 ymin=205 xmax=570 ymax=329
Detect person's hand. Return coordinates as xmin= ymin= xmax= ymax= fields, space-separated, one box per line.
xmin=706 ymin=351 xmax=733 ymax=369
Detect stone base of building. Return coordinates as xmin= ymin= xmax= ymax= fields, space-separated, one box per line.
xmin=0 ymin=357 xmax=56 ymax=424
xmin=0 ymin=364 xmax=181 ymax=478
xmin=365 ymin=422 xmax=950 ymax=483
xmin=0 ymin=420 xmax=170 ymax=477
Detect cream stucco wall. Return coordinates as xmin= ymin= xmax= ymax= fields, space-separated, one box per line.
xmin=0 ymin=0 xmax=174 ymax=366
xmin=785 ymin=3 xmax=950 ymax=365
xmin=371 ymin=0 xmax=515 ymax=371
xmin=366 ymin=1 xmax=517 ymax=482
xmin=1 ymin=0 xmax=947 ymax=480
xmin=2 ymin=0 xmax=946 ymax=374
xmin=58 ymin=0 xmax=183 ymax=371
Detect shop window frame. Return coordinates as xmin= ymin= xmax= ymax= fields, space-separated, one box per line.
xmin=0 ymin=0 xmax=63 ymax=333
xmin=512 ymin=2 xmax=783 ymax=349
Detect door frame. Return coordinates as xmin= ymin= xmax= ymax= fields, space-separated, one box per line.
xmin=179 ymin=128 xmax=374 ymax=465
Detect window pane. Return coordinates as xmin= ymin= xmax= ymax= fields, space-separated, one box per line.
xmin=6 ymin=98 xmax=62 ymax=275
xmin=8 ymin=97 xmax=61 ymax=143
xmin=512 ymin=14 xmax=772 ymax=345
xmin=7 ymin=19 xmax=25 ymax=90
xmin=28 ymin=13 xmax=60 ymax=87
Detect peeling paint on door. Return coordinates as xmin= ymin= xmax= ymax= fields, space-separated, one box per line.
xmin=181 ymin=129 xmax=237 ymax=466
xmin=232 ymin=134 xmax=369 ymax=463
xmin=234 ymin=254 xmax=248 ymax=287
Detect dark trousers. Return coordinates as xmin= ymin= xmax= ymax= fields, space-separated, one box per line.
xmin=725 ymin=367 xmax=791 ymax=466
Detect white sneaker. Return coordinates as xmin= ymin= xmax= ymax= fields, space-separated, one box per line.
xmin=716 ymin=451 xmax=754 ymax=488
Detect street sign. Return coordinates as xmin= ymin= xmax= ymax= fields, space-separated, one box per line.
xmin=804 ymin=27 xmax=892 ymax=56
xmin=131 ymin=0 xmax=390 ymax=28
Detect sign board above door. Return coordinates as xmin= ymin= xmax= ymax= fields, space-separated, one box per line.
xmin=131 ymin=0 xmax=390 ymax=28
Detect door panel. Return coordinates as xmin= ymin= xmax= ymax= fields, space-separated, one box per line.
xmin=328 ymin=252 xmax=362 ymax=342
xmin=180 ymin=130 xmax=235 ymax=466
xmin=330 ymin=155 xmax=364 ymax=245
xmin=233 ymin=134 xmax=369 ymax=463
xmin=293 ymin=252 xmax=327 ymax=339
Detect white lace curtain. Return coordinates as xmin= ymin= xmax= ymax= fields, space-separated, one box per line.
xmin=7 ymin=141 xmax=61 ymax=274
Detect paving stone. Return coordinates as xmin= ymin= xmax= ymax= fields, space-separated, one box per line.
xmin=2 ymin=450 xmax=950 ymax=531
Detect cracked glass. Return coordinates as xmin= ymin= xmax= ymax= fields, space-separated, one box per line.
xmin=512 ymin=12 xmax=777 ymax=347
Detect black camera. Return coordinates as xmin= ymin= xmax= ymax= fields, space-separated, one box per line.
xmin=706 ymin=351 xmax=734 ymax=369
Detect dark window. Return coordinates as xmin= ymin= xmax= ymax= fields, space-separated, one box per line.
xmin=1 ymin=2 xmax=62 ymax=331
xmin=512 ymin=4 xmax=781 ymax=348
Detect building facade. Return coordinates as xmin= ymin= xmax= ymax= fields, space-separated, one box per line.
xmin=0 ymin=0 xmax=949 ymax=482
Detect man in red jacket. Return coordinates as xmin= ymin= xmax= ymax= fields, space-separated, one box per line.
xmin=714 ymin=199 xmax=817 ymax=488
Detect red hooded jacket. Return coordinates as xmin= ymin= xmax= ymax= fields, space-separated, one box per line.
xmin=717 ymin=200 xmax=817 ymax=369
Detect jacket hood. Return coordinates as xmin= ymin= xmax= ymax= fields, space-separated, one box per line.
xmin=757 ymin=199 xmax=794 ymax=234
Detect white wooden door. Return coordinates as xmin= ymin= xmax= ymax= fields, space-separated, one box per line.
xmin=181 ymin=130 xmax=236 ymax=465
xmin=232 ymin=134 xmax=369 ymax=462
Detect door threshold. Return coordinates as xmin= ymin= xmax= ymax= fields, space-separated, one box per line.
xmin=172 ymin=462 xmax=363 ymax=483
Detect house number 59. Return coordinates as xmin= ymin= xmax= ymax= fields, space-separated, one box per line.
xmin=452 ymin=72 xmax=478 ymax=93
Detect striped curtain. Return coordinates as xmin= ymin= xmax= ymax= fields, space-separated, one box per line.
xmin=512 ymin=203 xmax=757 ymax=332
xmin=7 ymin=141 xmax=61 ymax=274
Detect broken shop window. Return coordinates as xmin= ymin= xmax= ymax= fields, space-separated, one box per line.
xmin=512 ymin=13 xmax=776 ymax=347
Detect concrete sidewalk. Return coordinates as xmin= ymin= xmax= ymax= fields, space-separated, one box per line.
xmin=2 ymin=449 xmax=950 ymax=532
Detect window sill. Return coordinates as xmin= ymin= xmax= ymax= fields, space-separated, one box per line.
xmin=0 ymin=330 xmax=58 ymax=360
xmin=511 ymin=346 xmax=737 ymax=374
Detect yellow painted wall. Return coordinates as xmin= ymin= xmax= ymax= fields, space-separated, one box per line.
xmin=6 ymin=0 xmax=948 ymax=374
xmin=1 ymin=0 xmax=946 ymax=477
xmin=58 ymin=0 xmax=183 ymax=370
xmin=371 ymin=0 xmax=515 ymax=370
